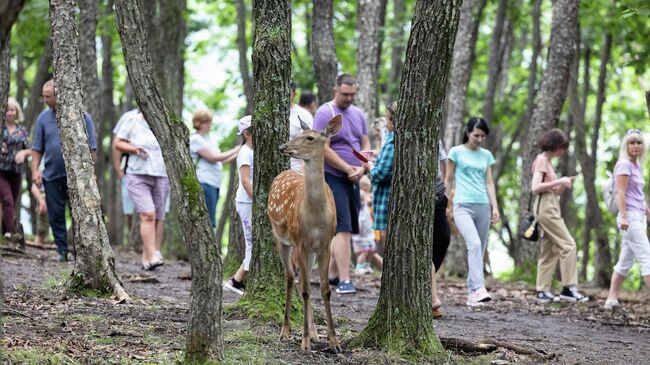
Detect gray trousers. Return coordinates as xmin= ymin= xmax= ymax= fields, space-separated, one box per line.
xmin=453 ymin=203 xmax=491 ymax=293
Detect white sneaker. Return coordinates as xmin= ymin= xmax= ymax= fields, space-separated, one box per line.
xmin=155 ymin=250 xmax=164 ymax=265
xmin=604 ymin=298 xmax=620 ymax=310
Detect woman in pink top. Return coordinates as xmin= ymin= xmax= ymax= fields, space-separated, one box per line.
xmin=531 ymin=129 xmax=588 ymax=303
xmin=604 ymin=129 xmax=650 ymax=309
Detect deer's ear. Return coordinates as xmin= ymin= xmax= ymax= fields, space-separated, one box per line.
xmin=298 ymin=115 xmax=310 ymax=131
xmin=323 ymin=114 xmax=343 ymax=138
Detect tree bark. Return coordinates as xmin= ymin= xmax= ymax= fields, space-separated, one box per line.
xmin=15 ymin=52 xmax=26 ymax=104
xmin=100 ymin=0 xmax=122 ymax=246
xmin=482 ymin=0 xmax=508 ymax=123
xmin=235 ymin=0 xmax=253 ymax=114
xmin=442 ymin=0 xmax=487 ymax=149
xmin=387 ymin=0 xmax=406 ymax=97
xmin=440 ymin=0 xmax=487 ymax=276
xmin=0 ymin=0 xmax=26 ymax=124
xmin=238 ymin=0 xmax=293 ymax=321
xmin=356 ymin=0 xmax=382 ymax=124
xmin=48 ymin=0 xmax=129 ymax=301
xmin=353 ymin=0 xmax=461 ymax=358
xmin=23 ymin=35 xmax=53 ymax=132
xmin=114 ymin=0 xmax=223 ymax=361
xmin=515 ymin=0 xmax=579 ymax=267
xmin=576 ymin=9 xmax=613 ymax=287
xmin=216 ymin=159 xmax=237 ymax=253
xmin=311 ymin=0 xmax=337 ymax=104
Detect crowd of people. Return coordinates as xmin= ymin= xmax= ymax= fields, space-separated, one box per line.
xmin=3 ymin=73 xmax=650 ymax=315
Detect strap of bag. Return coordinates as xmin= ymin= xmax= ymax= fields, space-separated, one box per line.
xmin=527 ymin=172 xmax=545 ymax=213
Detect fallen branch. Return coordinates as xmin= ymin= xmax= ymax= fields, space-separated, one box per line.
xmin=480 ymin=339 xmax=555 ymax=361
xmin=439 ymin=337 xmax=497 ymax=353
xmin=24 ymin=240 xmax=57 ymax=250
xmin=2 ymin=308 xmax=37 ymax=320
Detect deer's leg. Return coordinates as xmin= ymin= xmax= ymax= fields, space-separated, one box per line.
xmin=279 ymin=242 xmax=294 ymax=340
xmin=318 ymin=245 xmax=341 ymax=353
xmin=298 ymin=247 xmax=312 ymax=350
xmin=307 ymin=252 xmax=318 ymax=340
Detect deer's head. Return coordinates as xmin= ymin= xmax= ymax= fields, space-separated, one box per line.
xmin=279 ymin=114 xmax=342 ymax=161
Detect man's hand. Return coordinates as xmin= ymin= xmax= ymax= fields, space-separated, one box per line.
xmin=37 ymin=199 xmax=47 ymax=215
xmin=32 ymin=170 xmax=42 ymax=188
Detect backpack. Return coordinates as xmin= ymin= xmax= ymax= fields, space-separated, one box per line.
xmin=603 ymin=171 xmax=618 ymax=213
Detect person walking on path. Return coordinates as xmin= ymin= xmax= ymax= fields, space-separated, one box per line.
xmin=604 ymin=129 xmax=650 ymax=309
xmin=189 ymin=109 xmax=240 ymax=229
xmin=114 ymin=111 xmax=169 ymax=270
xmin=1 ymin=98 xmax=31 ymax=234
xmin=531 ymin=128 xmax=588 ymax=303
xmin=224 ymin=115 xmax=254 ymax=295
xmin=446 ymin=117 xmax=499 ymax=306
xmin=313 ymin=74 xmax=370 ymax=295
xmin=31 ymin=80 xmax=97 ymax=262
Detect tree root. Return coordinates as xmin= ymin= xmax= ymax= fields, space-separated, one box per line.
xmin=2 ymin=308 xmax=36 ymax=320
xmin=112 ymin=284 xmax=131 ymax=303
xmin=440 ymin=337 xmax=555 ymax=361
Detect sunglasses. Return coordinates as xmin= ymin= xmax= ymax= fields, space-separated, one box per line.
xmin=626 ymin=129 xmax=642 ymax=135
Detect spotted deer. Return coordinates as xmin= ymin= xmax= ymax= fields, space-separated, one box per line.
xmin=267 ymin=114 xmax=342 ymax=352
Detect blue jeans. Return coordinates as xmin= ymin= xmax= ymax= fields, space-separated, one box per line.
xmin=453 ymin=203 xmax=491 ymax=293
xmin=200 ymin=183 xmax=220 ymax=227
xmin=43 ymin=177 xmax=70 ymax=255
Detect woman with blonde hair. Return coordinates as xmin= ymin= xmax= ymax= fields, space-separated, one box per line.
xmin=1 ymin=98 xmax=31 ymax=233
xmin=190 ymin=109 xmax=241 ymax=229
xmin=604 ymin=129 xmax=650 ymax=309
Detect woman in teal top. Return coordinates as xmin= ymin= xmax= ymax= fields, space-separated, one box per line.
xmin=445 ymin=117 xmax=500 ymax=307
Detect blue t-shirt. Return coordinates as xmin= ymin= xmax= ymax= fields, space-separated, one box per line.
xmin=32 ymin=108 xmax=97 ymax=181
xmin=448 ymin=145 xmax=495 ymax=204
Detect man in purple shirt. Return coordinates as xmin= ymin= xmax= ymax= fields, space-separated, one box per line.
xmin=312 ymin=74 xmax=370 ymax=294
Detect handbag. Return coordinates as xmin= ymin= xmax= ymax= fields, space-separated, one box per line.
xmin=520 ymin=173 xmax=544 ymax=241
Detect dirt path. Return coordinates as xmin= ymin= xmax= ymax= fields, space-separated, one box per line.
xmin=3 ymin=248 xmax=649 ymax=364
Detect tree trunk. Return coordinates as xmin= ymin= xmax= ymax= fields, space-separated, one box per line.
xmin=235 ymin=0 xmax=253 ymax=115
xmin=77 ymin=0 xmax=101 ymax=130
xmin=387 ymin=0 xmax=406 ymax=98
xmin=353 ymin=0 xmax=461 ymax=358
xmin=356 ymin=0 xmax=382 ymax=125
xmin=515 ymin=0 xmax=579 ymax=267
xmin=114 ymin=0 xmax=224 ymax=361
xmin=577 ymin=10 xmax=613 ymax=287
xmin=442 ymin=0 xmax=487 ymax=149
xmin=48 ymin=0 xmax=129 ymax=301
xmin=15 ymin=52 xmax=26 ymax=104
xmin=482 ymin=0 xmax=508 ymax=123
xmin=100 ymin=0 xmax=122 ymax=246
xmin=237 ymin=0 xmax=293 ymax=323
xmin=441 ymin=0 xmax=487 ymax=275
xmin=23 ymin=35 xmax=53 ymax=133
xmin=0 ymin=0 xmax=26 ymax=124
xmin=216 ymin=160 xmax=237 ymax=252
xmin=311 ymin=0 xmax=337 ymax=104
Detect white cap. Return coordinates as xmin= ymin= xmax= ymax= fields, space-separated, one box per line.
xmin=238 ymin=115 xmax=252 ymax=135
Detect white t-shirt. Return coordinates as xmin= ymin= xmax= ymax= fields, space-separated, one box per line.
xmin=189 ymin=133 xmax=223 ymax=188
xmin=236 ymin=144 xmax=254 ymax=203
xmin=289 ymin=104 xmax=314 ymax=171
xmin=115 ymin=113 xmax=167 ymax=177
xmin=113 ymin=108 xmax=139 ymax=135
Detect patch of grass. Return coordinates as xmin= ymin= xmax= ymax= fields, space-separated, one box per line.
xmin=4 ymin=348 xmax=80 ymax=364
xmin=68 ymin=313 xmax=106 ymax=322
xmin=94 ymin=338 xmax=115 ymax=345
xmin=41 ymin=268 xmax=73 ymax=290
xmin=497 ymin=261 xmax=537 ymax=286
xmin=223 ymin=329 xmax=283 ymax=365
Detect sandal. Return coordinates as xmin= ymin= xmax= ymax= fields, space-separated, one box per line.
xmin=432 ymin=307 xmax=443 ymax=319
xmin=142 ymin=259 xmax=164 ymax=271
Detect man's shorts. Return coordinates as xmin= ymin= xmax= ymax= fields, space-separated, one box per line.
xmin=324 ymin=172 xmax=360 ymax=234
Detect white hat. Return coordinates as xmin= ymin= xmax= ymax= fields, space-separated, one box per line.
xmin=238 ymin=115 xmax=252 ymax=135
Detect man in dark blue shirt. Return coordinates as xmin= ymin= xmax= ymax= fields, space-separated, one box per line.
xmin=31 ymin=79 xmax=97 ymax=262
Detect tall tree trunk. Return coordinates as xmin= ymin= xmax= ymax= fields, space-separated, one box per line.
xmin=356 ymin=0 xmax=382 ymax=125
xmin=237 ymin=0 xmax=293 ymax=322
xmin=77 ymin=0 xmax=101 ymax=129
xmin=312 ymin=0 xmax=337 ymax=104
xmin=235 ymin=0 xmax=253 ymax=114
xmin=353 ymin=0 xmax=461 ymax=358
xmin=482 ymin=0 xmax=508 ymax=123
xmin=387 ymin=0 xmax=406 ymax=97
xmin=49 ymin=0 xmax=129 ymax=301
xmin=441 ymin=0 xmax=487 ymax=276
xmin=515 ymin=0 xmax=579 ymax=267
xmin=576 ymin=11 xmax=613 ymax=287
xmin=114 ymin=0 xmax=224 ymax=361
xmin=23 ymin=35 xmax=53 ymax=132
xmin=216 ymin=159 xmax=237 ymax=252
xmin=442 ymin=0 xmax=487 ymax=149
xmin=15 ymin=52 xmax=26 ymax=104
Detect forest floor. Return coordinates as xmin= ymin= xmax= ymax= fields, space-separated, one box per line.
xmin=2 ymin=244 xmax=650 ymax=365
